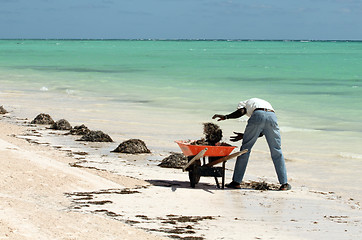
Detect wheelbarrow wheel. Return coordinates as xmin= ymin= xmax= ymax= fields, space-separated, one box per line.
xmin=189 ymin=165 xmax=200 ymax=188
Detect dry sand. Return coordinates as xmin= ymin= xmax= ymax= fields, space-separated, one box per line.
xmin=0 ymin=121 xmax=166 ymax=240
xmin=1 ymin=114 xmax=361 ymax=240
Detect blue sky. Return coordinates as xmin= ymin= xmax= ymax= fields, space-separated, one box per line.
xmin=1 ymin=0 xmax=361 ymax=40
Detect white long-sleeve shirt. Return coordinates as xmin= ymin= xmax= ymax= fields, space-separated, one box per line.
xmin=237 ymin=98 xmax=274 ymax=117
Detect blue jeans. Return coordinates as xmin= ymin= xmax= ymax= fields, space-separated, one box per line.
xmin=232 ymin=110 xmax=288 ymax=184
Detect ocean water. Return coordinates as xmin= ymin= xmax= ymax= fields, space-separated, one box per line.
xmin=1 ymin=40 xmax=362 ymax=159
xmin=1 ymin=39 xmax=362 ymax=199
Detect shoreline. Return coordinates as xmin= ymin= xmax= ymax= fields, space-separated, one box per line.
xmin=3 ymin=97 xmax=362 ymax=202
xmin=1 ymin=105 xmax=362 ymax=239
xmin=2 ymin=39 xmax=362 ymax=42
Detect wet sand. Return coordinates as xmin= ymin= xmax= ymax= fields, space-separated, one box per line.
xmin=1 ymin=110 xmax=361 ymax=240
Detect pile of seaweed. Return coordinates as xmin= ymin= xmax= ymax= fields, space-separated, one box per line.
xmin=112 ymin=139 xmax=151 ymax=154
xmin=158 ymin=153 xmax=188 ymax=169
xmin=0 ymin=105 xmax=8 ymax=114
xmin=191 ymin=122 xmax=231 ymax=146
xmin=30 ymin=113 xmax=113 ymax=142
xmin=240 ymin=181 xmax=280 ymax=191
xmin=29 ymin=113 xmax=154 ymax=153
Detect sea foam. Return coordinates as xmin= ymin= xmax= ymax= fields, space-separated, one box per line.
xmin=338 ymin=152 xmax=362 ymax=160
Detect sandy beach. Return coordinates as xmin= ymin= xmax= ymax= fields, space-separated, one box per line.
xmin=0 ymin=119 xmax=168 ymax=240
xmin=1 ymin=107 xmax=361 ymax=240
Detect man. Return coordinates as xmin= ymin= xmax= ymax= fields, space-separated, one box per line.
xmin=212 ymin=98 xmax=291 ymax=191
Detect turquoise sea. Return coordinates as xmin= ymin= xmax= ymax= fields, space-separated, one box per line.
xmin=1 ymin=40 xmax=362 ymax=159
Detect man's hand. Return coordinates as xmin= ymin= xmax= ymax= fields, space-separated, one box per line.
xmin=212 ymin=114 xmax=226 ymax=121
xmin=230 ymin=132 xmax=244 ymax=142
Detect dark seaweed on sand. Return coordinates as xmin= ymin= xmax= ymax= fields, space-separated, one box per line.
xmin=112 ymin=139 xmax=151 ymax=154
xmin=158 ymin=153 xmax=188 ymax=168
xmin=77 ymin=130 xmax=113 ymax=142
xmin=31 ymin=113 xmax=55 ymax=125
xmin=50 ymin=119 xmax=72 ymax=130
xmin=0 ymin=105 xmax=8 ymax=114
xmin=67 ymin=124 xmax=91 ymax=135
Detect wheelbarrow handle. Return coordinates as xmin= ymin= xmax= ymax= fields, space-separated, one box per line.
xmin=205 ymin=149 xmax=248 ymax=167
xmin=182 ymin=148 xmax=208 ymax=172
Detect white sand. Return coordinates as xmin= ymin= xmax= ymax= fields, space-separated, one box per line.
xmin=1 ymin=113 xmax=362 ymax=240
xmin=0 ymin=121 xmax=166 ymax=240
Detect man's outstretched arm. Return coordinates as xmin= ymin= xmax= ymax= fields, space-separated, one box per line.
xmin=212 ymin=108 xmax=246 ymax=121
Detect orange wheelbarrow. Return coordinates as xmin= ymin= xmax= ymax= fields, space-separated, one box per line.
xmin=176 ymin=140 xmax=248 ymax=188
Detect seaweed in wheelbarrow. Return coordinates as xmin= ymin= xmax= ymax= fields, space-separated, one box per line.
xmin=190 ymin=122 xmax=231 ymax=146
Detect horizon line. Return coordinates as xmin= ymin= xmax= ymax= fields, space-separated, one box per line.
xmin=0 ymin=38 xmax=362 ymax=42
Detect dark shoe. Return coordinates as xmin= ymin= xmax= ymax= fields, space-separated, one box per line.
xmin=279 ymin=183 xmax=291 ymax=191
xmin=225 ymin=181 xmax=241 ymax=189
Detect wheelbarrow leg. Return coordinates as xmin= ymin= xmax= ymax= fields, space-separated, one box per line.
xmin=214 ymin=176 xmax=220 ymax=188
xmin=214 ymin=162 xmax=225 ymax=189
xmin=222 ymin=161 xmax=226 ymax=189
